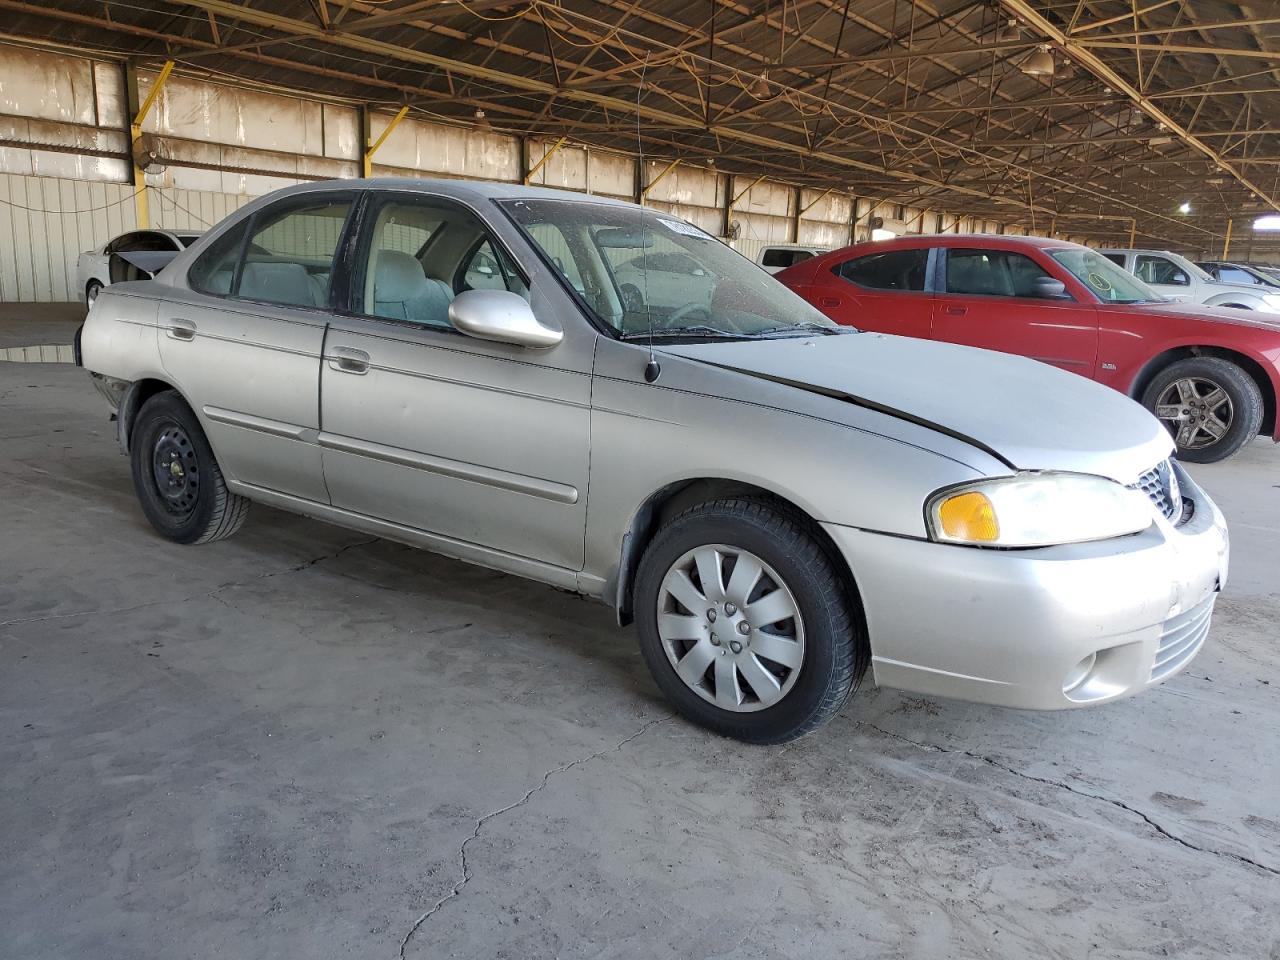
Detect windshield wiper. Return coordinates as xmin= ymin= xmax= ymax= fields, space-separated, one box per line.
xmin=749 ymin=323 xmax=851 ymax=337
xmin=620 ymin=325 xmax=751 ymax=341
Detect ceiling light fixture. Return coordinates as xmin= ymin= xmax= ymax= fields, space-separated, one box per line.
xmin=750 ymin=67 xmax=772 ymax=99
xmin=1178 ymin=201 xmax=1192 ymax=214
xmin=1021 ymin=44 xmax=1055 ymax=77
xmin=998 ymin=18 xmax=1021 ymax=42
xmin=473 ymin=108 xmax=491 ymax=132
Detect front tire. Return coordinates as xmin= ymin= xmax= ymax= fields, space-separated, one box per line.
xmin=1141 ymin=356 xmax=1263 ymax=463
xmin=634 ymin=499 xmax=865 ymax=744
xmin=130 ymin=391 xmax=249 ymax=543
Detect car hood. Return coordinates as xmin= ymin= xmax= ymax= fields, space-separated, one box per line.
xmin=1121 ymin=299 xmax=1280 ymax=331
xmin=660 ymin=332 xmax=1172 ymax=482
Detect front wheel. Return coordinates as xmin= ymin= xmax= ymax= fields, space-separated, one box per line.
xmin=130 ymin=391 xmax=249 ymax=543
xmin=1141 ymin=356 xmax=1263 ymax=463
xmin=633 ymin=499 xmax=865 ymax=744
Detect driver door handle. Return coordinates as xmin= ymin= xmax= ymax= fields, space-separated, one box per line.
xmin=943 ymin=305 xmax=967 ymax=316
xmin=327 ymin=346 xmax=370 ymax=375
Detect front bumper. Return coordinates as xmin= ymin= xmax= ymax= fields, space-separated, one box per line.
xmin=825 ymin=466 xmax=1229 ymax=710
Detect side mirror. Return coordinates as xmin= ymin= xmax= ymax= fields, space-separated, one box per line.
xmin=448 ymin=289 xmax=563 ymax=348
xmin=1170 ymin=271 xmax=1190 ymax=286
xmin=1032 ymin=277 xmax=1071 ymax=300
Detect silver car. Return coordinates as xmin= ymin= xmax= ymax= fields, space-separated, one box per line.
xmin=79 ymin=180 xmax=1229 ymax=743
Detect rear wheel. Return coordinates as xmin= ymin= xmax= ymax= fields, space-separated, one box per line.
xmin=1141 ymin=356 xmax=1263 ymax=463
xmin=130 ymin=391 xmax=249 ymax=543
xmin=634 ymin=499 xmax=865 ymax=744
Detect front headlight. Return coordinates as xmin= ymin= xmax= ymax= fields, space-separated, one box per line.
xmin=927 ymin=472 xmax=1153 ymax=547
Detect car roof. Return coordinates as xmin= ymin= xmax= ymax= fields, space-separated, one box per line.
xmin=803 ymin=233 xmax=1095 ymax=265
xmin=267 ymin=177 xmax=640 ymax=209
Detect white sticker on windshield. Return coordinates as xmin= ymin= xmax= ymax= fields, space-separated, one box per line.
xmin=657 ymin=217 xmax=711 ymax=240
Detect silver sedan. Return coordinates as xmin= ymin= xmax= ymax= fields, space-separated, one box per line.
xmin=79 ymin=179 xmax=1229 ymax=743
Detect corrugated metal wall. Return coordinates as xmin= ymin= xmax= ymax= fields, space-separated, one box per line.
xmin=0 ymin=41 xmax=1106 ymax=302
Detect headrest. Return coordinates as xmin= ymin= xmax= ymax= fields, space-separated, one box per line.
xmin=374 ymin=250 xmax=428 ymax=303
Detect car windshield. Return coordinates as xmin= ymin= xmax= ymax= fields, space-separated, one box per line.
xmin=500 ymin=198 xmax=842 ymax=339
xmin=1049 ymin=248 xmax=1160 ymax=304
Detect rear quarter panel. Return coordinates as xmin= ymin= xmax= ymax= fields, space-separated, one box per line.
xmin=80 ymin=287 xmax=163 ymax=383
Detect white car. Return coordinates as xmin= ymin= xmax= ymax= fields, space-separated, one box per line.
xmin=758 ymin=244 xmax=829 ymax=275
xmin=76 ymin=229 xmax=202 ymax=308
xmin=1101 ymin=248 xmax=1280 ymax=313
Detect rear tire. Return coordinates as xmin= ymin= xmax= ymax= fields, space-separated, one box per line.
xmin=633 ymin=498 xmax=866 ymax=744
xmin=130 ymin=391 xmax=249 ymax=544
xmin=1141 ymin=356 xmax=1263 ymax=463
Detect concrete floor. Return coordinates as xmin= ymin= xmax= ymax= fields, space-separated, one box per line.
xmin=2 ymin=305 xmax=1278 ymax=960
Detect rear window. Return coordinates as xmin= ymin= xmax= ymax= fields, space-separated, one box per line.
xmin=835 ymin=248 xmax=927 ymax=291
xmin=762 ymin=248 xmax=814 ymax=269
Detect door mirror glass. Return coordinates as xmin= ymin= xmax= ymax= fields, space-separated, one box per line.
xmin=1032 ymin=277 xmax=1070 ymax=299
xmin=449 ymin=289 xmax=563 ymax=348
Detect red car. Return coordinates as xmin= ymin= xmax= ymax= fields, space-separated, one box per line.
xmin=777 ymin=235 xmax=1280 ymax=463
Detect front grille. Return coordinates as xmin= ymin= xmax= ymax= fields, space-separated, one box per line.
xmin=1130 ymin=460 xmax=1181 ymax=522
xmin=1151 ymin=595 xmax=1214 ymax=682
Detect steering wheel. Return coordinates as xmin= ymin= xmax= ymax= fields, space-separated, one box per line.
xmin=666 ymin=302 xmax=713 ymax=326
xmin=619 ymin=282 xmax=645 ymax=313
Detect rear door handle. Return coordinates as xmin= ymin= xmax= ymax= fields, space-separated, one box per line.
xmin=327 ymin=346 xmax=370 ymax=375
xmin=943 ymin=305 xmax=967 ymax=316
xmin=819 ymin=297 xmax=842 ymax=310
xmin=163 ymin=318 xmax=197 ymax=341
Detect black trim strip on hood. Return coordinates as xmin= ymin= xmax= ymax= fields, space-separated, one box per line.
xmin=678 ymin=355 xmax=1017 ymax=470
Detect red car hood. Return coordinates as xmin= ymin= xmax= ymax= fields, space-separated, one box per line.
xmin=1118 ymin=300 xmax=1280 ymax=333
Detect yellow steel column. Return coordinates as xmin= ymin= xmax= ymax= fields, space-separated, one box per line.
xmin=127 ymin=59 xmax=174 ymax=229
xmin=363 ymin=105 xmax=411 ymax=178
xmin=524 ymin=136 xmax=568 ymax=185
xmin=1222 ymin=219 xmax=1233 ymax=259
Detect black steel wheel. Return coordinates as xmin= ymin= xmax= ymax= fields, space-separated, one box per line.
xmin=130 ymin=390 xmax=249 ymax=544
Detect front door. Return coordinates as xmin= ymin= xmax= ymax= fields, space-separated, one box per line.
xmin=931 ymin=246 xmax=1098 ymax=377
xmin=158 ymin=191 xmax=358 ymax=503
xmin=318 ymin=191 xmax=592 ymax=571
xmin=1132 ymin=253 xmax=1194 ymax=301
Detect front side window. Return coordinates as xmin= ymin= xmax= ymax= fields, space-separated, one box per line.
xmin=502 ymin=198 xmax=838 ymax=340
xmin=357 ymin=196 xmax=527 ymax=329
xmin=1217 ymin=266 xmax=1258 ymax=285
xmin=1135 ymin=255 xmax=1189 ymax=286
xmin=945 ymin=249 xmax=1055 ymax=298
xmin=836 ymin=249 xmax=927 ymax=291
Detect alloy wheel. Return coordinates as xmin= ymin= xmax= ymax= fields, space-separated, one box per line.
xmin=656 ymin=544 xmax=805 ymax=712
xmin=1153 ymin=377 xmax=1233 ymax=451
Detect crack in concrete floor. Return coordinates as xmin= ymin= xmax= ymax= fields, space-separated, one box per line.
xmin=0 ymin=536 xmax=379 ymax=629
xmin=397 ymin=714 xmax=673 ymax=959
xmin=856 ymin=720 xmax=1280 ymax=878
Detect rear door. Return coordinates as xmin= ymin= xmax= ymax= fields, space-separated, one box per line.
xmin=803 ymin=246 xmax=933 ymax=336
xmin=157 ymin=190 xmax=358 ymax=503
xmin=931 ymin=246 xmax=1098 ymax=377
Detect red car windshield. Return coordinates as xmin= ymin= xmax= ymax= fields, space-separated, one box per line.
xmin=1049 ymin=249 xmax=1158 ymax=304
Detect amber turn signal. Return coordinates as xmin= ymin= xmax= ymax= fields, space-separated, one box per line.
xmin=937 ymin=491 xmax=999 ymax=542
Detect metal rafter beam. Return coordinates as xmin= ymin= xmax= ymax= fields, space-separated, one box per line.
xmin=998 ymin=0 xmax=1280 ymax=215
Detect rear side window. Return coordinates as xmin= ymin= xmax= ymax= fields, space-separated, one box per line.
xmin=835 ymin=248 xmax=927 ymax=291
xmin=1101 ymin=253 xmax=1126 ymax=267
xmin=945 ymin=249 xmax=1053 ymax=298
xmin=188 ymin=221 xmax=249 ymax=296
xmin=1217 ymin=266 xmax=1257 ymax=285
xmin=188 ymin=196 xmax=354 ymax=307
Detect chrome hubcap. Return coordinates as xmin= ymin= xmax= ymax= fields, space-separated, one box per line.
xmin=656 ymin=544 xmax=805 ymax=713
xmin=1154 ymin=377 xmax=1232 ymax=450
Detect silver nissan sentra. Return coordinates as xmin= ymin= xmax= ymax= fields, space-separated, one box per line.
xmin=80 ymin=179 xmax=1230 ymax=743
